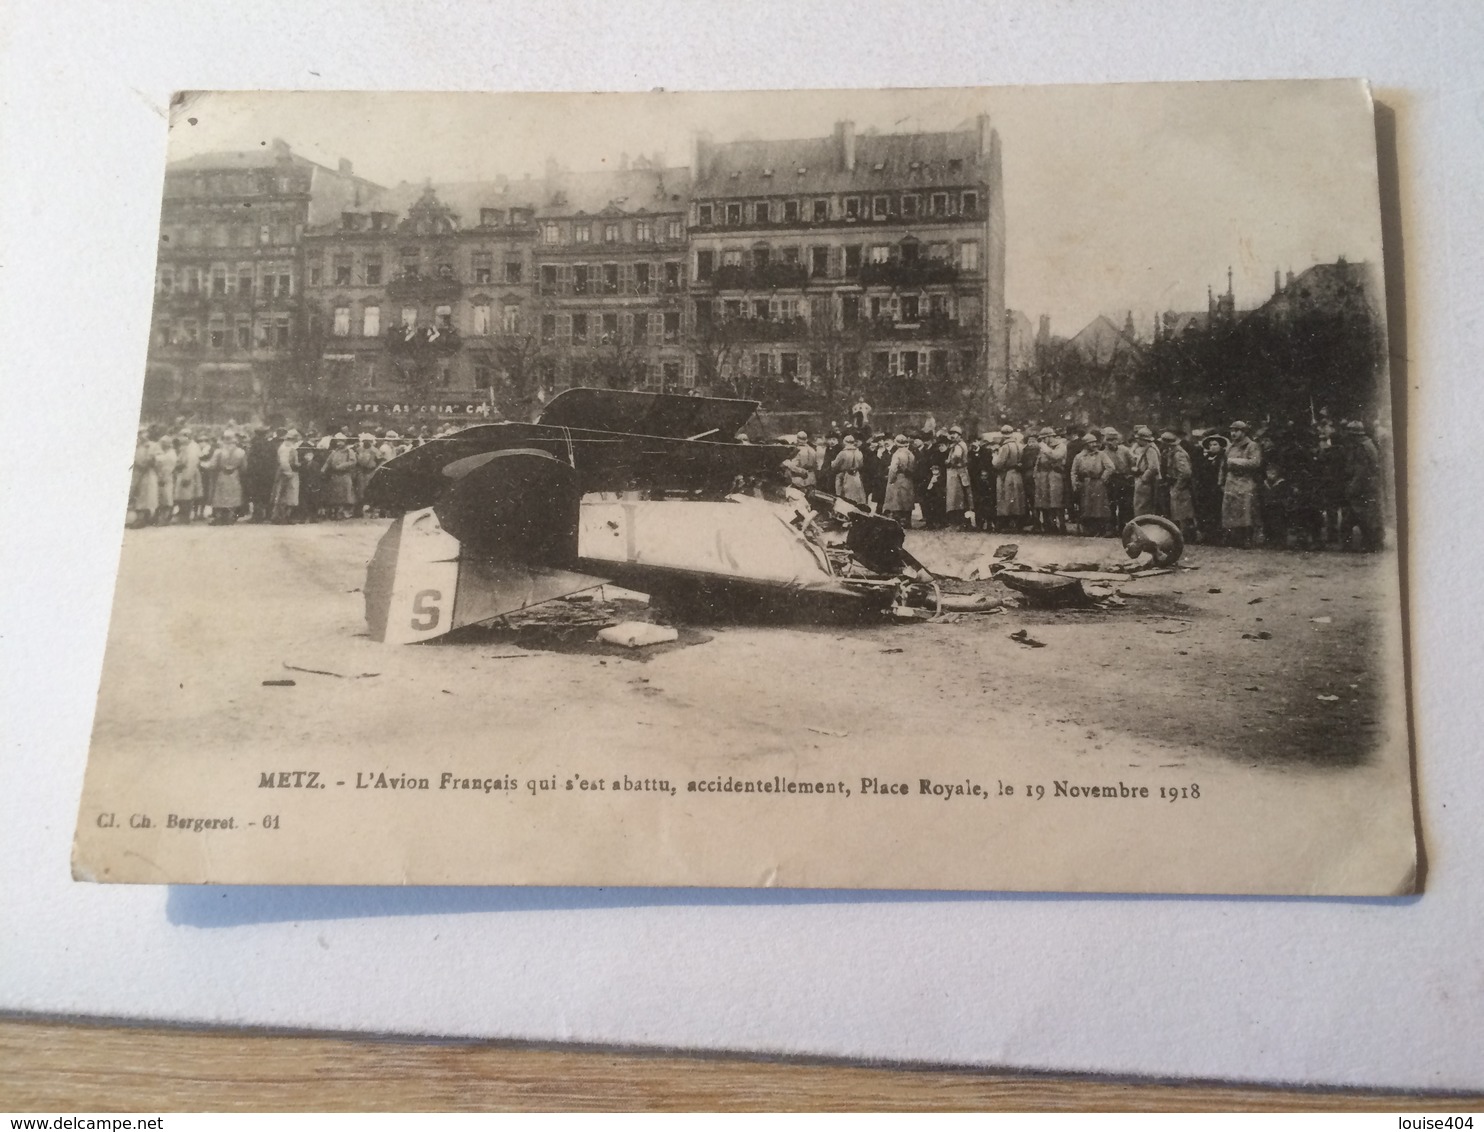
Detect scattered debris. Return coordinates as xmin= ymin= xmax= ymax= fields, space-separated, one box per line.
xmin=880 ymin=647 xmax=904 ymax=654
xmin=484 ymin=654 xmax=533 ymax=660
xmin=1245 ymin=685 xmax=1261 ymax=691
xmin=805 ymin=726 xmax=849 ymax=738
xmin=1316 ymin=694 xmax=1340 ymax=702
xmin=934 ymin=593 xmax=1004 ymax=614
xmin=1009 ymin=629 xmax=1048 ymax=648
xmin=1248 ymin=597 xmax=1263 ymax=605
xmin=282 ymin=663 xmax=381 ymax=680
xmin=1154 ymin=624 xmax=1191 ymax=635
xmin=999 ymin=571 xmax=1091 ymax=609
xmin=1208 ymin=587 xmax=1223 ymax=594
xmin=261 ymin=679 xmax=296 ymax=687
xmin=1311 ymin=616 xmax=1332 ymax=624
xmin=442 ymin=689 xmax=454 ymax=695
xmin=1241 ymin=631 xmax=1274 ymax=640
xmin=993 ymin=543 xmax=1020 ymax=559
xmin=597 ymin=621 xmax=680 ymax=649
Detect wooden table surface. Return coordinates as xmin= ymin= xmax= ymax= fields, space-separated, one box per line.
xmin=2 ymin=1017 xmax=1478 ymax=1111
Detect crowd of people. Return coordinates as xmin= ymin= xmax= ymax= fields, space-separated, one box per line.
xmin=129 ymin=411 xmax=1389 ymax=553
xmin=128 ymin=422 xmax=454 ymax=527
xmin=770 ymin=414 xmax=1389 ymax=552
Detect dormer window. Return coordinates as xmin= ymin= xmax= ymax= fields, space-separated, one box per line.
xmin=480 ymin=208 xmax=502 ymax=227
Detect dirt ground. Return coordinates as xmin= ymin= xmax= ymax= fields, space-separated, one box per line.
xmin=77 ymin=515 xmax=1416 ymax=891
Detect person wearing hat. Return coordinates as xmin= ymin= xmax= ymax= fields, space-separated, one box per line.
xmin=1070 ymin=432 xmax=1116 ymax=535
xmin=1219 ymin=420 xmax=1263 ymax=548
xmin=1019 ymin=424 xmax=1041 ymax=515
xmin=354 ymin=433 xmax=380 ymax=517
xmin=377 ymin=430 xmax=401 ymax=464
xmin=1192 ymin=432 xmax=1226 ymax=542
xmin=792 ymin=430 xmax=820 ymax=489
xmin=325 ymin=433 xmax=358 ymax=520
xmin=242 ymin=426 xmax=277 ymax=523
xmin=1158 ymin=430 xmax=1196 ymax=540
xmin=1101 ymin=427 xmax=1134 ymax=535
xmin=1033 ymin=426 xmax=1068 ymax=534
xmin=173 ymin=431 xmax=202 ymax=523
xmin=1129 ymin=425 xmax=1163 ymax=517
xmin=967 ymin=433 xmax=995 ymax=530
xmin=941 ymin=426 xmax=973 ymax=529
xmin=128 ymin=427 xmax=162 ymax=528
xmin=882 ymin=433 xmax=917 ymax=526
xmin=992 ymin=423 xmax=1027 ymax=530
xmin=1341 ymin=419 xmax=1382 ymax=552
xmin=271 ymin=429 xmax=302 ymax=524
xmin=830 ymin=433 xmax=868 ymax=505
xmin=202 ymin=428 xmax=246 ymax=524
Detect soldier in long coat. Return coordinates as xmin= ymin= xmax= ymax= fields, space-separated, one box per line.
xmin=325 ymin=435 xmax=359 ymax=519
xmin=830 ymin=434 xmax=868 ymax=505
xmin=1033 ymin=427 xmax=1067 ymax=533
xmin=1192 ymin=434 xmax=1225 ymax=542
xmin=203 ymin=430 xmax=246 ymax=524
xmin=882 ymin=434 xmax=916 ymax=526
xmin=1220 ymin=420 xmax=1263 ymax=548
xmin=991 ymin=425 xmax=1026 ymax=527
xmin=1342 ymin=420 xmax=1382 ymax=552
xmin=1159 ymin=431 xmax=1195 ymax=539
xmin=1129 ymin=426 xmax=1163 ymax=516
xmin=354 ymin=434 xmax=380 ymax=516
xmin=173 ymin=433 xmax=201 ymax=522
xmin=129 ymin=429 xmax=161 ymax=527
xmin=1071 ymin=435 xmax=1115 ymax=536
xmin=1102 ymin=428 xmax=1134 ymax=531
xmin=1019 ymin=426 xmax=1041 ymax=513
xmin=154 ymin=437 xmax=178 ymax=525
xmin=968 ymin=436 xmax=995 ymax=530
xmin=243 ymin=428 xmax=277 ymax=522
xmin=792 ymin=431 xmax=819 ymax=489
xmin=943 ymin=426 xmax=973 ymax=528
xmin=272 ymin=429 xmax=302 ymax=523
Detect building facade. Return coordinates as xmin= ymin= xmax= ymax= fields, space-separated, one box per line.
xmin=145 ymin=140 xmax=378 ymax=422
xmin=687 ymin=117 xmax=1005 ymax=413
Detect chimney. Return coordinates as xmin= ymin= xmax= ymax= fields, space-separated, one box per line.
xmin=834 ymin=120 xmax=856 ymax=173
xmin=338 ymin=157 xmax=353 ymax=177
xmin=976 ymin=112 xmax=990 ymax=158
xmin=1274 ymin=268 xmax=1282 ymax=295
xmin=693 ymin=130 xmax=713 ymax=180
xmin=1286 ymin=269 xmax=1296 ymax=288
xmin=1036 ymin=314 xmax=1050 ymax=344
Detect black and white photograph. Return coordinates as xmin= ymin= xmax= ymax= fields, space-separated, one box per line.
xmin=72 ymin=82 xmax=1416 ymax=893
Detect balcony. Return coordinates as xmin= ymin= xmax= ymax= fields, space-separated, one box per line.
xmin=858 ymin=261 xmax=961 ymax=288
xmin=385 ymin=272 xmax=463 ymax=302
xmin=385 ymin=325 xmax=462 ymax=357
xmin=723 ymin=316 xmax=811 ymax=342
xmin=867 ymin=314 xmax=965 ymax=340
xmin=704 ymin=262 xmax=810 ymax=291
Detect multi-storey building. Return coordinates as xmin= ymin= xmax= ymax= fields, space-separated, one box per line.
xmin=145 ymin=139 xmax=378 ymax=421
xmin=687 ymin=117 xmax=1005 ymax=412
xmin=531 ymin=160 xmax=692 ymax=394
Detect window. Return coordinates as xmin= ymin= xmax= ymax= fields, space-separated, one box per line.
xmin=277 ymin=273 xmax=292 ymax=298
xmin=541 ymin=314 xmax=557 ymax=344
xmin=436 ymin=262 xmax=455 ymax=280
xmin=805 ymin=247 xmax=827 ymax=278
xmin=473 ymin=254 xmax=493 ymax=284
xmin=274 ymin=318 xmax=291 ymax=347
xmin=873 ymin=196 xmax=889 ymax=219
xmin=571 ymin=313 xmax=588 ymax=343
xmin=901 ymin=194 xmax=919 ymax=217
xmin=962 ymin=191 xmax=978 ymax=214
xmin=663 ymin=311 xmax=680 ymax=343
xmin=781 ymin=246 xmax=800 ymax=265
xmin=238 ymin=268 xmax=253 ymax=295
xmin=181 ymin=319 xmax=199 ymax=344
xmin=480 ymin=208 xmax=503 ymax=227
xmin=601 ymin=313 xmax=619 ymax=343
xmin=212 ymin=268 xmax=227 ymax=296
xmin=959 ymin=241 xmax=980 ymax=270
xmin=400 ymin=252 xmax=420 ymax=280
xmin=752 ymin=298 xmax=769 ymax=320
xmin=364 ymin=258 xmax=382 ymax=286
xmin=633 ymin=262 xmax=651 ymax=295
xmin=841 ymin=294 xmax=860 ymax=326
xmin=235 ymin=319 xmax=251 ymax=350
xmin=664 ymin=262 xmax=682 ymax=292
xmin=636 ymin=220 xmax=652 ymax=243
xmin=754 ymin=352 xmax=773 ymax=377
xmin=572 ymin=264 xmax=589 ymax=295
xmin=540 ymin=264 xmax=559 ymax=295
xmin=722 ymin=299 xmax=743 ymax=320
xmin=505 ymin=259 xmax=522 ymax=284
xmin=662 ymin=361 xmax=681 ymax=389
xmin=435 ymin=305 xmax=453 ymax=330
xmin=780 ymin=353 xmax=798 ymax=380
xmin=755 ymin=201 xmax=770 ymax=224
xmin=309 ymin=264 xmax=323 ymax=286
xmin=725 ymin=202 xmax=742 ymax=225
xmin=401 ymin=307 xmax=418 ymax=330
xmin=870 ymin=296 xmax=887 ymax=320
xmin=872 ymin=351 xmax=890 ymax=377
xmin=365 ymin=360 xmax=379 ymax=388
xmin=900 ymin=295 xmax=920 ymax=321
xmin=844 ymin=197 xmax=861 ymax=219
xmin=930 ymin=292 xmax=949 ymax=317
xmin=901 ymin=242 xmax=919 ymax=265
xmin=502 ymin=305 xmax=521 ymax=333
xmin=813 ymin=198 xmax=829 ymax=222
xmin=542 ymin=222 xmax=561 ymax=244
xmin=698 ymin=203 xmax=714 ymax=226
xmin=694 ymin=299 xmax=714 ymax=325
xmin=844 ymin=245 xmax=862 ymax=276
xmin=604 ymin=223 xmax=620 ymax=244
xmin=696 ymin=249 xmax=715 ymax=281
xmin=363 ymin=305 xmax=381 ymax=337
xmin=437 ymin=362 xmax=452 ymax=387
xmin=603 ymin=263 xmax=619 ymax=294
xmin=473 ymin=352 xmax=494 ymax=387
xmin=752 ymin=246 xmax=770 ymax=270
xmin=869 ymin=244 xmax=891 ymax=264
xmin=783 ymin=200 xmax=800 ymax=222
xmin=333 ymin=306 xmax=351 ymax=336
xmin=722 ymin=249 xmax=742 ymax=268
xmin=633 ymin=314 xmax=648 ymax=345
xmin=666 ymin=219 xmax=683 ymax=241
xmin=335 ymin=259 xmax=353 ymax=286
xmin=808 ymin=353 xmax=827 ymax=384
xmin=769 ymin=298 xmax=796 ymax=321
xmin=930 ymin=192 xmax=949 ymax=216
xmin=809 ymin=296 xmax=829 ymax=325
xmin=472 ymin=304 xmax=490 ymax=336
xmin=901 ymin=350 xmax=919 ymax=376
xmin=928 ymin=242 xmax=950 ymax=261
xmin=574 ymin=223 xmax=591 ymax=244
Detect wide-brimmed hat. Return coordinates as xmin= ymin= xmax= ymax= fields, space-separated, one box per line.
xmin=1159 ymin=430 xmax=1178 ymax=443
xmin=796 ymin=431 xmax=809 ymax=441
xmin=285 ymin=429 xmax=302 ymax=440
xmin=1229 ymin=420 xmax=1250 ymax=431
xmin=1203 ymin=434 xmax=1230 ymax=450
xmin=1135 ymin=426 xmax=1154 ymax=440
xmin=1102 ymin=427 xmax=1121 ymax=440
xmin=1346 ymin=420 xmax=1367 ymax=433
xmin=385 ymin=430 xmax=400 ymax=439
xmin=1039 ymin=427 xmax=1055 ymax=438
xmin=893 ymin=433 xmax=908 ymax=445
xmin=1083 ymin=432 xmax=1101 ymax=445
xmin=949 ymin=425 xmax=962 ymax=435
xmin=358 ymin=432 xmax=374 ymax=442
xmin=999 ymin=424 xmax=1013 ymax=435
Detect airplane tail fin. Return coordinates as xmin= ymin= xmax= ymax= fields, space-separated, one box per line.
xmin=364 ymin=508 xmax=607 ymax=644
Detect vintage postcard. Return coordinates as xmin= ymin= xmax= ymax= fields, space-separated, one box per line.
xmin=73 ymin=82 xmax=1416 ymax=893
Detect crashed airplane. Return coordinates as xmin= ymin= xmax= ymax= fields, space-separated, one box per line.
xmin=362 ymin=388 xmax=948 ymax=644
